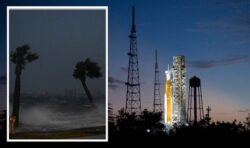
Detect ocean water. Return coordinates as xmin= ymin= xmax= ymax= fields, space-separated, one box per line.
xmin=10 ymin=96 xmax=106 ymax=132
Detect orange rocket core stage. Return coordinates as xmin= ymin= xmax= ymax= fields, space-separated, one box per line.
xmin=166 ymin=80 xmax=172 ymax=124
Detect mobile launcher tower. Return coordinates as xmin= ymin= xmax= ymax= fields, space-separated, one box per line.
xmin=164 ymin=55 xmax=187 ymax=126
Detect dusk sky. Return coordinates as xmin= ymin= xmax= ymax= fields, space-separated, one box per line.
xmin=0 ymin=0 xmax=250 ymax=122
xmin=108 ymin=0 xmax=250 ymax=122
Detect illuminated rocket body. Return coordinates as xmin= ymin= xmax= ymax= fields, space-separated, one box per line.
xmin=165 ymin=68 xmax=172 ymax=124
xmin=165 ymin=56 xmax=186 ymax=125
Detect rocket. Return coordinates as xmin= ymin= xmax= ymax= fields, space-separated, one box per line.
xmin=165 ymin=65 xmax=172 ymax=125
xmin=164 ymin=56 xmax=187 ymax=126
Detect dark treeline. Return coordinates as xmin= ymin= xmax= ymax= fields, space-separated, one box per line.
xmin=109 ymin=106 xmax=250 ymax=143
xmin=0 ymin=110 xmax=6 ymax=141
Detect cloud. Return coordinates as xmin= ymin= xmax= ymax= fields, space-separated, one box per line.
xmin=187 ymin=0 xmax=250 ymax=43
xmin=121 ymin=67 xmax=128 ymax=72
xmin=188 ymin=55 xmax=250 ymax=69
xmin=108 ymin=77 xmax=124 ymax=84
xmin=0 ymin=75 xmax=6 ymax=85
xmin=108 ymin=77 xmax=125 ymax=90
xmin=188 ymin=0 xmax=250 ymax=33
xmin=239 ymin=109 xmax=250 ymax=113
xmin=108 ymin=84 xmax=119 ymax=90
xmin=189 ymin=21 xmax=250 ymax=33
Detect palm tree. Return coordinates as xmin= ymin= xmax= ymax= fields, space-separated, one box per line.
xmin=73 ymin=58 xmax=102 ymax=104
xmin=11 ymin=44 xmax=39 ymax=126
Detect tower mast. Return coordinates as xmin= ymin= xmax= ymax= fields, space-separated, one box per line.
xmin=153 ymin=50 xmax=162 ymax=112
xmin=125 ymin=6 xmax=141 ymax=113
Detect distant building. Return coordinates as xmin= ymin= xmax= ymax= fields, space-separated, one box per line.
xmin=164 ymin=56 xmax=186 ymax=125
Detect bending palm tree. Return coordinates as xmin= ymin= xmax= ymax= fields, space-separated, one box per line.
xmin=11 ymin=44 xmax=39 ymax=126
xmin=73 ymin=58 xmax=102 ymax=104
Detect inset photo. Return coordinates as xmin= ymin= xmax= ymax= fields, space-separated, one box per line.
xmin=7 ymin=6 xmax=108 ymax=142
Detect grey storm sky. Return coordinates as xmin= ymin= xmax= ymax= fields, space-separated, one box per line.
xmin=9 ymin=10 xmax=106 ymax=95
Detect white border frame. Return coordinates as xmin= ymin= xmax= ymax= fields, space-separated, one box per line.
xmin=7 ymin=6 xmax=108 ymax=142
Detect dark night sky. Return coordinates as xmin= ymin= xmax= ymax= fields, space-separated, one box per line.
xmin=9 ymin=10 xmax=106 ymax=95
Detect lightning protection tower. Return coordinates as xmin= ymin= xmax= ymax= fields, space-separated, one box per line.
xmin=125 ymin=6 xmax=141 ymax=114
xmin=153 ymin=50 xmax=162 ymax=112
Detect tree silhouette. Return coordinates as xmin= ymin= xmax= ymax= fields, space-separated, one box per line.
xmin=10 ymin=44 xmax=39 ymax=126
xmin=110 ymin=108 xmax=250 ymax=142
xmin=115 ymin=109 xmax=164 ymax=134
xmin=116 ymin=108 xmax=138 ymax=133
xmin=73 ymin=58 xmax=102 ymax=104
xmin=244 ymin=113 xmax=250 ymax=130
xmin=108 ymin=103 xmax=115 ymax=134
xmin=0 ymin=110 xmax=6 ymax=141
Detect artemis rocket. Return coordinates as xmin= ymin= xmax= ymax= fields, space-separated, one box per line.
xmin=164 ymin=55 xmax=186 ymax=125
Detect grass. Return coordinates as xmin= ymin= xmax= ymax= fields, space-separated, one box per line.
xmin=9 ymin=126 xmax=105 ymax=139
